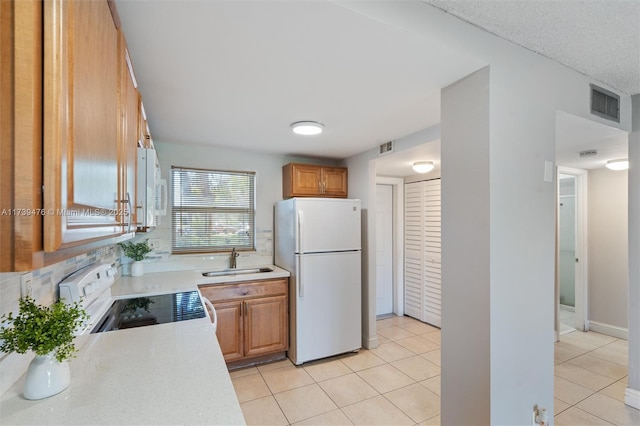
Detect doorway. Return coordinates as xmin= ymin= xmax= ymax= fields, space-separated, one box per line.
xmin=557 ymin=167 xmax=588 ymax=337
xmin=558 ymin=174 xmax=577 ymax=334
xmin=376 ymin=184 xmax=394 ymax=317
xmin=374 ymin=176 xmax=406 ymax=319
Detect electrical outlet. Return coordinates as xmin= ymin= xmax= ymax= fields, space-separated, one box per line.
xmin=148 ymin=238 xmax=161 ymax=250
xmin=20 ymin=272 xmax=33 ymax=298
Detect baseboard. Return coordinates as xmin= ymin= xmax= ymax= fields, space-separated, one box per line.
xmin=363 ymin=334 xmax=379 ymax=350
xmin=587 ymin=320 xmax=628 ymax=340
xmin=625 ymin=387 xmax=640 ymax=410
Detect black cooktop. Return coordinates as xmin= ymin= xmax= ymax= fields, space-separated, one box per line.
xmin=91 ymin=290 xmax=206 ymax=333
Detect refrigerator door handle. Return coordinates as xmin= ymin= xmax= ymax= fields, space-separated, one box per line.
xmin=296 ymin=256 xmax=303 ymax=298
xmin=297 ymin=209 xmax=304 ymax=254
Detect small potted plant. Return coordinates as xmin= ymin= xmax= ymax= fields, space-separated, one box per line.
xmin=118 ymin=239 xmax=153 ymax=276
xmin=0 ymin=296 xmax=88 ymax=400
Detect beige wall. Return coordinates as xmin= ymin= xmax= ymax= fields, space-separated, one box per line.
xmin=588 ymin=168 xmax=628 ymax=329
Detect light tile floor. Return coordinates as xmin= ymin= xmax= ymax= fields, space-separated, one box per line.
xmin=559 ymin=306 xmax=577 ymax=335
xmin=231 ymin=315 xmax=638 ymax=425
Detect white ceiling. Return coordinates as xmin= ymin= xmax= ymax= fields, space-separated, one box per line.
xmin=116 ymin=0 xmax=637 ymax=177
xmin=424 ymin=0 xmax=640 ymax=96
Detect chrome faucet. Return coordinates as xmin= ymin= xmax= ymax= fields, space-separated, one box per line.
xmin=230 ymin=247 xmax=239 ymax=269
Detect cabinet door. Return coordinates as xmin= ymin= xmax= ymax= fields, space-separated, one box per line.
xmin=214 ymin=300 xmax=244 ymax=362
xmin=43 ymin=0 xmax=122 ymax=251
xmin=288 ymin=164 xmax=321 ymax=197
xmin=321 ymin=167 xmax=348 ymax=198
xmin=244 ymin=295 xmax=288 ymax=358
xmin=118 ymin=30 xmax=138 ymax=231
xmin=1 ymin=0 xmax=44 ymax=271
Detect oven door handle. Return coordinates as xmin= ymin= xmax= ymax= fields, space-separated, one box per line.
xmin=202 ymin=297 xmax=218 ymax=333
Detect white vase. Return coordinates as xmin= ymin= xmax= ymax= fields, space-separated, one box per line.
xmin=130 ymin=261 xmax=143 ymax=277
xmin=23 ymin=353 xmax=70 ymax=400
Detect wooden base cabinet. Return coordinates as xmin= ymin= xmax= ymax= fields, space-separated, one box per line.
xmin=199 ymin=278 xmax=288 ymax=365
xmin=214 ymin=300 xmax=244 ymax=362
xmin=282 ymin=163 xmax=348 ymax=198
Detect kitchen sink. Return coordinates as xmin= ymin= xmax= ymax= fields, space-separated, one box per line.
xmin=201 ymin=267 xmax=273 ymax=277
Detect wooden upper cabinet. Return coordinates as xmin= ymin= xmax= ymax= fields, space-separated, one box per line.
xmin=43 ymin=0 xmax=123 ymax=251
xmin=282 ymin=163 xmax=348 ymax=199
xmin=1 ymin=0 xmax=45 ymax=271
xmin=118 ymin=29 xmax=138 ymax=232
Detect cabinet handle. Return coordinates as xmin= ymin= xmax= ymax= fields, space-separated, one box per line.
xmin=126 ymin=192 xmax=132 ymax=233
xmin=239 ymin=302 xmax=243 ymax=318
xmin=243 ymin=301 xmax=247 ymax=317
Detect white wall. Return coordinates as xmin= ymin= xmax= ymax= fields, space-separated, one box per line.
xmin=588 ymin=168 xmax=628 ymax=330
xmin=627 ymin=94 xmax=640 ymax=407
xmin=139 ymin=141 xmax=340 ymax=272
xmin=440 ymin=66 xmax=491 ymax=424
xmin=340 ymin=1 xmax=632 ymax=423
xmin=346 ymin=126 xmax=441 ymax=349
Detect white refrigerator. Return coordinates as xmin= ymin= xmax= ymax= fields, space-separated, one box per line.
xmin=275 ymin=198 xmax=362 ymax=365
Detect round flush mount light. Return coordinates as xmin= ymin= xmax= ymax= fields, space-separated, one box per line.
xmin=291 ymin=121 xmax=324 ymax=136
xmin=605 ymin=158 xmax=629 ymax=171
xmin=412 ymin=161 xmax=435 ymax=174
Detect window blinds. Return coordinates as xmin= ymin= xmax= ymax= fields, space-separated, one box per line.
xmin=171 ymin=166 xmax=256 ymax=253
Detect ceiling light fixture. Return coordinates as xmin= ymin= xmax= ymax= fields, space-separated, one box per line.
xmin=605 ymin=158 xmax=629 ymax=171
xmin=291 ymin=121 xmax=324 ymax=136
xmin=412 ymin=161 xmax=435 ymax=174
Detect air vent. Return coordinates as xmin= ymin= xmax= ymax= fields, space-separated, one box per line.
xmin=590 ymin=84 xmax=620 ymax=123
xmin=579 ymin=149 xmax=598 ymax=158
xmin=379 ymin=141 xmax=394 ymax=156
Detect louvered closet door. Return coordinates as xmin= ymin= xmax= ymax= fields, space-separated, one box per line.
xmin=404 ymin=182 xmax=424 ymax=320
xmin=423 ymin=179 xmax=442 ymax=327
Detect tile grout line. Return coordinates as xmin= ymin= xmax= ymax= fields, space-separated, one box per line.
xmin=555 ymin=334 xmax=629 ymax=424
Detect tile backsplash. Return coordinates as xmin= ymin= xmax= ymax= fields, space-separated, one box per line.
xmin=122 ymin=226 xmax=274 ymax=274
xmin=1 ymin=226 xmax=277 ymax=395
xmin=0 ymin=245 xmax=119 ymax=395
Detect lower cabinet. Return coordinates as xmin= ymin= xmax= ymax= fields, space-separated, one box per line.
xmin=199 ymin=278 xmax=288 ymax=365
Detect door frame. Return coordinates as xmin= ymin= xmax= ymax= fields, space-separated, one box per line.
xmin=557 ymin=166 xmax=588 ymax=336
xmin=376 ymin=177 xmax=405 ymax=316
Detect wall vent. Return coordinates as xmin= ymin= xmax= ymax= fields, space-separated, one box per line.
xmin=379 ymin=141 xmax=394 ymax=156
xmin=590 ymin=84 xmax=620 ymax=123
xmin=579 ymin=149 xmax=598 ymax=158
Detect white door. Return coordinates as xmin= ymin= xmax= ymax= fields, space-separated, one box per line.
xmin=376 ymin=184 xmax=394 ymax=316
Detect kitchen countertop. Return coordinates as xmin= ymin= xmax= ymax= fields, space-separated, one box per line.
xmin=0 ymin=265 xmax=289 ymax=425
xmin=113 ymin=265 xmax=290 ymax=297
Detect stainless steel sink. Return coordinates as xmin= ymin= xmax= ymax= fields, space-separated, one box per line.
xmin=201 ymin=267 xmax=273 ymax=277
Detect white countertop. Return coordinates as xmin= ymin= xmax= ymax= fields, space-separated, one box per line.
xmin=112 ymin=265 xmax=290 ymax=297
xmin=0 ymin=266 xmax=289 ymax=425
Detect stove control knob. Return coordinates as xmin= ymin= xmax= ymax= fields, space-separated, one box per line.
xmin=83 ymin=281 xmax=99 ymax=296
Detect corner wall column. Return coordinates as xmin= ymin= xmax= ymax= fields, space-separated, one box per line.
xmin=627 ymin=93 xmax=640 ymax=409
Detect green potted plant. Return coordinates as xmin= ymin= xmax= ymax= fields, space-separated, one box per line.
xmin=0 ymin=296 xmax=88 ymax=400
xmin=118 ymin=239 xmax=153 ymax=276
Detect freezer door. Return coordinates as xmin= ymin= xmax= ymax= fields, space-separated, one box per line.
xmin=291 ymin=251 xmax=362 ymax=364
xmin=295 ymin=199 xmax=361 ymax=253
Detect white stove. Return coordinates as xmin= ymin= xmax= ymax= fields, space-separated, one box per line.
xmin=58 ymin=263 xmax=118 ymax=334
xmin=58 ymin=262 xmax=214 ymax=334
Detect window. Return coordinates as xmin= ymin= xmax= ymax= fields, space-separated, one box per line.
xmin=171 ymin=166 xmax=255 ymax=253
